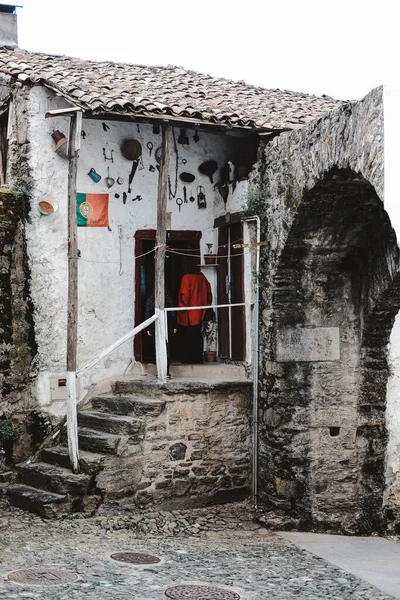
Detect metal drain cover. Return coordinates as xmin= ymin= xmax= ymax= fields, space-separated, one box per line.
xmin=165 ymin=584 xmax=240 ymax=599
xmin=7 ymin=568 xmax=78 ymax=586
xmin=110 ymin=552 xmax=161 ymax=565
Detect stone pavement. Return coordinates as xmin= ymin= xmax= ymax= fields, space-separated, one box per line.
xmin=0 ymin=499 xmax=397 ymax=599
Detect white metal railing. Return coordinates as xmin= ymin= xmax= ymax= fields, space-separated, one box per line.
xmin=76 ymin=312 xmax=158 ymax=378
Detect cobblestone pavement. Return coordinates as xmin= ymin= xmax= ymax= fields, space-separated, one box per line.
xmin=0 ymin=499 xmax=395 ymax=599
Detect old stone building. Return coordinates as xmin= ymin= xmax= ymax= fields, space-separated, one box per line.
xmin=251 ymin=87 xmax=400 ymax=534
xmin=0 ymin=4 xmax=399 ymax=533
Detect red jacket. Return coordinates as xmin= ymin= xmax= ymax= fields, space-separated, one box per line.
xmin=177 ymin=273 xmax=212 ymax=326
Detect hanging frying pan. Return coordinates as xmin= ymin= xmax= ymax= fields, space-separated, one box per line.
xmin=198 ymin=160 xmax=218 ymax=184
xmin=120 ymin=139 xmax=142 ymax=161
xmin=105 ymin=167 xmax=115 ymax=189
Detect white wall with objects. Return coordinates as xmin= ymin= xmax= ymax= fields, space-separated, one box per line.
xmin=18 ymin=86 xmax=252 ymax=414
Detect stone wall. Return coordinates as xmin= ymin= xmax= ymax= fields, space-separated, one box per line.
xmin=0 ymin=187 xmax=37 ymax=462
xmin=87 ymin=380 xmax=253 ymax=509
xmin=251 ymin=87 xmax=400 ymax=533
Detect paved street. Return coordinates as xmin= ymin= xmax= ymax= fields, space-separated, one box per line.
xmin=0 ymin=500 xmax=398 ymax=599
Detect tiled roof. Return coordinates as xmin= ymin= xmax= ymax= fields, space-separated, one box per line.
xmin=0 ymin=46 xmax=343 ymax=131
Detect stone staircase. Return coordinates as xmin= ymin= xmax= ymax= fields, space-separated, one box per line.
xmin=7 ymin=370 xmax=252 ymax=519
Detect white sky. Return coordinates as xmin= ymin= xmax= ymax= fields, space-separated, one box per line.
xmin=15 ymin=0 xmax=398 ymax=101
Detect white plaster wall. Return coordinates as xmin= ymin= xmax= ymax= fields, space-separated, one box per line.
xmin=24 ymin=87 xmax=251 ymax=413
xmin=384 ymin=81 xmax=400 ymax=490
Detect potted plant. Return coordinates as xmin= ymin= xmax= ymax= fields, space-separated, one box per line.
xmin=0 ymin=418 xmax=20 ymax=465
xmin=202 ymin=314 xmax=217 ymax=362
xmin=204 ymin=243 xmax=217 ymax=265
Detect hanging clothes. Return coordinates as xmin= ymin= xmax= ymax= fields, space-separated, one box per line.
xmin=177 ymin=273 xmax=212 ymax=327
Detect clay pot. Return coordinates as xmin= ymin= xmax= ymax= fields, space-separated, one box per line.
xmin=204 ymin=351 xmax=217 ymax=362
xmin=204 ymin=254 xmax=217 ymax=265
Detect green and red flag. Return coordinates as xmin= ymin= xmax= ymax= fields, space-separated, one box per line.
xmin=76 ymin=193 xmax=109 ymax=227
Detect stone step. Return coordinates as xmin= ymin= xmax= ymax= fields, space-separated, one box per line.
xmin=41 ymin=445 xmax=104 ymax=475
xmin=15 ymin=462 xmax=92 ymax=497
xmin=144 ymin=362 xmax=248 ymax=380
xmin=7 ymin=484 xmax=71 ymax=519
xmin=78 ymin=411 xmax=143 ymax=437
xmin=78 ymin=427 xmax=121 ymax=454
xmin=91 ymin=394 xmax=165 ymax=417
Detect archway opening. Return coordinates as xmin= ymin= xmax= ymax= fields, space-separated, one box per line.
xmin=259 ymin=168 xmax=400 ymax=533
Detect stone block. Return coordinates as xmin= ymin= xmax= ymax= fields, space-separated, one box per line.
xmin=276 ymin=327 xmax=340 ymax=362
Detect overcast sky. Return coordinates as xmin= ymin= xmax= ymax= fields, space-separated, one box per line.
xmin=15 ymin=0 xmax=397 ymax=102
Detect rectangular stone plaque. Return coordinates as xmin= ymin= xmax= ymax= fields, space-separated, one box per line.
xmin=276 ymin=327 xmax=340 ymax=362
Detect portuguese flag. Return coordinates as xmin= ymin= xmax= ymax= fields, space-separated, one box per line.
xmin=76 ymin=193 xmax=109 ymax=227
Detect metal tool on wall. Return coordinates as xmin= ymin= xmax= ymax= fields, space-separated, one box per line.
xmin=189 ymin=190 xmax=195 ymax=202
xmin=147 ymin=142 xmax=153 ymax=157
xmin=176 ymin=197 xmax=183 ymax=213
xmin=183 ymin=186 xmax=188 ymax=203
xmin=168 ymin=128 xmax=179 ymax=200
xmin=218 ymin=185 xmax=229 ymax=208
xmin=128 ymin=159 xmax=139 ymax=193
xmin=103 ymin=148 xmax=114 ymax=162
xmin=105 ymin=167 xmax=115 ymax=188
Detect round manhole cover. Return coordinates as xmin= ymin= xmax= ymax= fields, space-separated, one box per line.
xmin=7 ymin=568 xmax=78 ymax=586
xmin=164 ymin=584 xmax=240 ymax=599
xmin=110 ymin=552 xmax=161 ymax=565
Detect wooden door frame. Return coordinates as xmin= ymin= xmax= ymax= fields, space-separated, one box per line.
xmin=134 ymin=229 xmax=202 ymax=362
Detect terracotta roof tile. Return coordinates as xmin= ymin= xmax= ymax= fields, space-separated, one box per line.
xmin=0 ymin=45 xmax=344 ymax=130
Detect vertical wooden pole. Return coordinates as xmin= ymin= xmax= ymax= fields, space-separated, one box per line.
xmin=66 ymin=111 xmax=82 ymax=472
xmin=154 ymin=123 xmax=170 ymax=381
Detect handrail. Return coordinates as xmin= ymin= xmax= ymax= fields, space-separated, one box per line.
xmin=77 ymin=302 xmax=246 ymax=378
xmin=164 ymin=302 xmax=246 ymax=312
xmin=76 ymin=312 xmax=158 ymax=378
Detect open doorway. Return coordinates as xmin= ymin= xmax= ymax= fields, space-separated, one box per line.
xmin=134 ymin=230 xmax=201 ymax=363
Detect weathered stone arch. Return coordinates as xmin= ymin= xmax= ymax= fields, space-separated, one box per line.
xmin=253 ymin=87 xmax=400 ymax=533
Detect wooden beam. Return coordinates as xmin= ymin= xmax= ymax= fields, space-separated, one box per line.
xmin=45 ymin=107 xmax=82 ymax=118
xmin=154 ymin=123 xmax=171 ymax=381
xmin=66 ymin=111 xmax=82 ymax=473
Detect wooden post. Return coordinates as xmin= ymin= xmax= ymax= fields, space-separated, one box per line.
xmin=154 ymin=123 xmax=170 ymax=381
xmin=66 ymin=111 xmax=82 ymax=473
